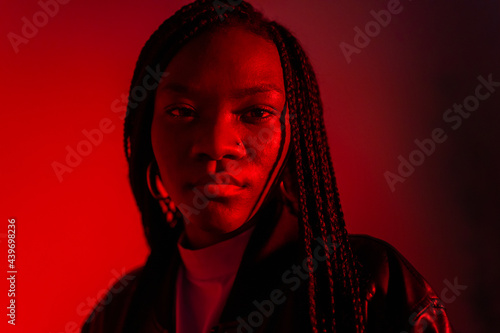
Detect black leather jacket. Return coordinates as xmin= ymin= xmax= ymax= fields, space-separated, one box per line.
xmin=82 ymin=203 xmax=454 ymax=332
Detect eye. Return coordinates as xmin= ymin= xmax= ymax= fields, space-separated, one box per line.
xmin=241 ymin=107 xmax=276 ymax=123
xmin=164 ymin=106 xmax=196 ymax=119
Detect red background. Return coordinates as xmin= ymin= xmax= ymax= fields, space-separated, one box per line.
xmin=1 ymin=0 xmax=499 ymax=332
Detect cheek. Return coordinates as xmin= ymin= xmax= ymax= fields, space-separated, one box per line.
xmin=151 ymin=117 xmax=188 ymax=181
xmin=247 ymin=125 xmax=283 ymax=177
xmin=151 ymin=113 xmax=188 ymax=154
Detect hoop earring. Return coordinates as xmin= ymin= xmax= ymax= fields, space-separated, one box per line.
xmin=280 ymin=180 xmax=299 ymax=216
xmin=146 ymin=161 xmax=182 ymax=228
xmin=280 ymin=180 xmax=294 ymax=202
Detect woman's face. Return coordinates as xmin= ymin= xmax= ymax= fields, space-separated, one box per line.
xmin=151 ymin=26 xmax=288 ymax=246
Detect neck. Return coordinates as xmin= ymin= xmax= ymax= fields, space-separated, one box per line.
xmin=182 ymin=218 xmax=258 ymax=250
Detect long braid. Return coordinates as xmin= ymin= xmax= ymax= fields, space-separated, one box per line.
xmin=303 ymin=49 xmax=365 ymax=329
xmin=290 ymin=30 xmax=364 ymax=331
xmin=291 ymin=35 xmax=338 ymax=333
xmin=123 ymin=1 xmax=366 ymax=332
xmin=272 ymin=23 xmax=350 ymax=332
xmin=270 ymin=26 xmax=320 ymax=332
xmin=292 ymin=46 xmax=333 ymax=332
xmin=290 ymin=30 xmax=366 ymax=333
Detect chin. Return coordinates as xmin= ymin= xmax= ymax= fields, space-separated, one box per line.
xmin=191 ymin=209 xmax=247 ymax=234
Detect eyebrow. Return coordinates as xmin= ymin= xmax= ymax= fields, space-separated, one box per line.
xmin=160 ymin=83 xmax=284 ymax=99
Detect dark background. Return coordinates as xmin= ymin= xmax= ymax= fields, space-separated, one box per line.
xmin=1 ymin=0 xmax=499 ymax=332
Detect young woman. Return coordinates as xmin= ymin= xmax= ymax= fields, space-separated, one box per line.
xmin=82 ymin=1 xmax=454 ymax=332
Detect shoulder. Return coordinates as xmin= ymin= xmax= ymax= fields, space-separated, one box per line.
xmin=348 ymin=234 xmax=431 ymax=296
xmin=81 ymin=267 xmax=143 ymax=333
xmin=347 ymin=234 xmax=454 ymax=332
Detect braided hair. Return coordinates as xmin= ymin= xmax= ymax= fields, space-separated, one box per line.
xmin=123 ymin=1 xmax=366 ymax=332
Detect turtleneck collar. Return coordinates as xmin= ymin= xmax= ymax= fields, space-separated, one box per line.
xmin=176 ymin=224 xmax=257 ymax=281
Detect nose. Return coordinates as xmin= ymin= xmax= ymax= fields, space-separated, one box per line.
xmin=190 ymin=114 xmax=245 ymax=162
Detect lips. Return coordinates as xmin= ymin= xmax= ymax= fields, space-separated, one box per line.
xmin=189 ymin=173 xmax=246 ymax=197
xmin=192 ymin=173 xmax=244 ymax=188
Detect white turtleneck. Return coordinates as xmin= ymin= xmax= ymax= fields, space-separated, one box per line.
xmin=175 ymin=224 xmax=256 ymax=333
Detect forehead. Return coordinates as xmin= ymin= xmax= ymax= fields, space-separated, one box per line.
xmin=159 ymin=27 xmax=284 ymax=96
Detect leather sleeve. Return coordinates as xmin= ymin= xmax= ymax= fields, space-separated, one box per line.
xmin=80 ymin=268 xmax=142 ymax=333
xmin=409 ymin=297 xmax=453 ymax=333
xmin=348 ymin=234 xmax=454 ymax=333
